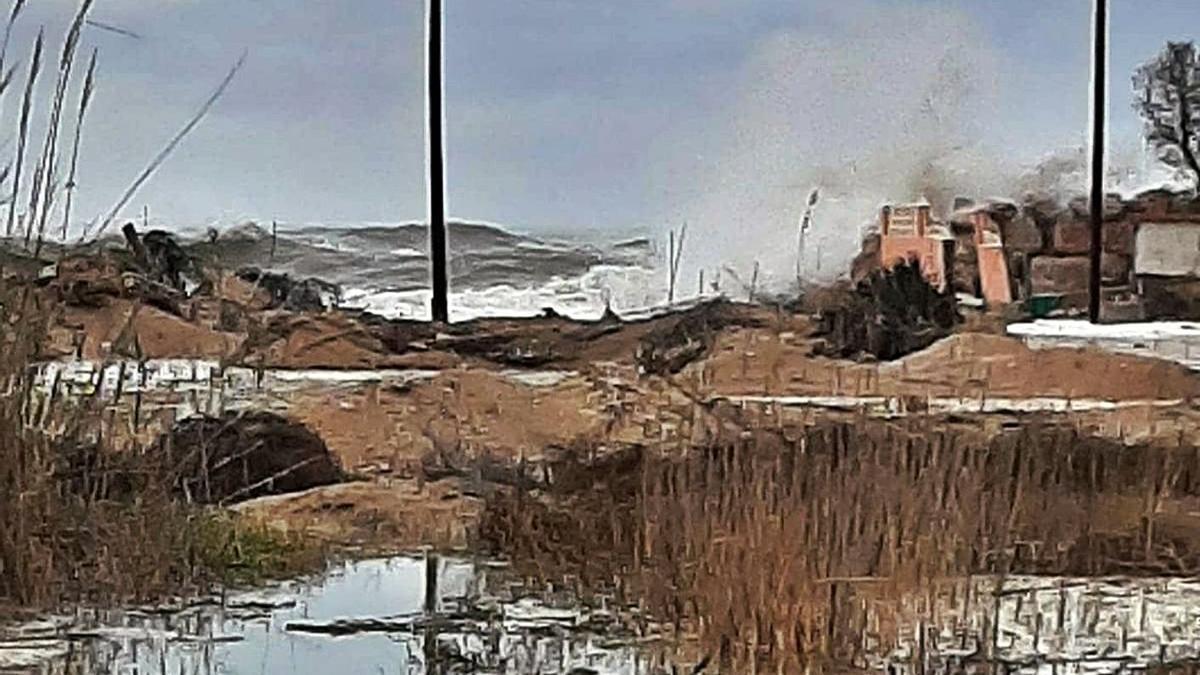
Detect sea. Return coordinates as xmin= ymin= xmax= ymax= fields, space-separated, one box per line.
xmin=190 ymin=221 xmax=675 ymax=322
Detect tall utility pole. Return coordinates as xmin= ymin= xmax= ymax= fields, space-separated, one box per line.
xmin=1088 ymin=0 xmax=1108 ymax=323
xmin=427 ymin=0 xmax=449 ymax=323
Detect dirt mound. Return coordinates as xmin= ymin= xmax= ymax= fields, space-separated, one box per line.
xmin=232 ymin=479 xmax=484 ymax=550
xmin=156 ymin=411 xmax=343 ymax=504
xmin=290 ymin=370 xmax=605 ymax=473
xmin=247 ymin=313 xmax=411 ymax=368
xmin=46 ymin=298 xmax=243 ymax=360
xmin=885 ymin=333 xmax=1200 ymax=400
xmin=635 ymin=299 xmax=762 ymax=375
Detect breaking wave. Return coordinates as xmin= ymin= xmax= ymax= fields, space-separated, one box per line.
xmin=194 ymin=220 xmax=669 ymax=321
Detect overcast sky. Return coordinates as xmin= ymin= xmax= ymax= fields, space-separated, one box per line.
xmin=10 ymin=0 xmax=1200 ymax=238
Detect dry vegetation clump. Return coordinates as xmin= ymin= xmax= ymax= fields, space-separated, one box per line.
xmin=0 ymin=291 xmax=322 ymax=610
xmin=483 ymin=415 xmax=1200 ymax=672
xmin=811 ymin=259 xmax=959 ymax=361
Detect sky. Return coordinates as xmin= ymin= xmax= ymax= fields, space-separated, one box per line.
xmin=7 ymin=0 xmax=1200 ymax=258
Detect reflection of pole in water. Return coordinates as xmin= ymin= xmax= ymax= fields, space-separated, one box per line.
xmin=424 ymin=550 xmax=440 ymax=674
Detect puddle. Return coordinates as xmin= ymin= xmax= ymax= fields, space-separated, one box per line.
xmin=871 ymin=576 xmax=1200 ymax=674
xmin=2 ymin=556 xmax=655 ymax=674
xmin=8 ymin=564 xmax=1200 ymax=673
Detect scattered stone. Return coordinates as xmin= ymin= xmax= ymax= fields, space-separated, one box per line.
xmin=235 ymin=267 xmax=341 ymax=312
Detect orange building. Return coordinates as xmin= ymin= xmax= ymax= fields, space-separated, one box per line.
xmin=879 ymin=202 xmax=952 ymax=291
xmin=961 ymin=208 xmax=1014 ymax=306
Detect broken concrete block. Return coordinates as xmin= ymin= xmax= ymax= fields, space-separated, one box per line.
xmin=1031 ymin=256 xmax=1090 ymax=295
xmin=1066 ymin=193 xmax=1127 ymax=221
xmin=1022 ymin=194 xmax=1062 ymax=228
xmin=1030 ymin=254 xmax=1129 ymax=295
xmin=1101 ymin=253 xmax=1131 ymax=284
xmin=1103 ymin=220 xmax=1136 ymax=256
xmin=1052 ymin=217 xmax=1090 ymax=255
xmin=1000 ymin=214 xmax=1043 ymax=254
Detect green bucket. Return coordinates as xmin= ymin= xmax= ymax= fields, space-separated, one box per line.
xmin=1027 ymin=294 xmax=1063 ymax=318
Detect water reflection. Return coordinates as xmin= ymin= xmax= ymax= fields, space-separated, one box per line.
xmin=865 ymin=576 xmax=1200 ymax=675
xmin=16 ymin=556 xmax=652 ymax=675
xmin=10 ymin=561 xmax=1200 ymax=674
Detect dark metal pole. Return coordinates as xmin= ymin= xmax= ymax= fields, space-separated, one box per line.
xmin=428 ymin=0 xmax=449 ymax=323
xmin=1088 ymin=0 xmax=1107 ymax=323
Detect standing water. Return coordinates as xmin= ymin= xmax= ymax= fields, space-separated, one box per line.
xmin=2 ymin=556 xmax=652 ymax=674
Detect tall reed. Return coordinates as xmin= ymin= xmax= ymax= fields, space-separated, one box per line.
xmin=486 ymin=412 xmax=1200 ymax=672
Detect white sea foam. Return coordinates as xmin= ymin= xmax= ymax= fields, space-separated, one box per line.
xmin=340 ymin=264 xmax=674 ymax=322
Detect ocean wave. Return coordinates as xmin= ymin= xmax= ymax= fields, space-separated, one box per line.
xmin=341 ymin=264 xmax=672 ymax=322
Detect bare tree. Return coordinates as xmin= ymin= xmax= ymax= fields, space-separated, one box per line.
xmin=1134 ymin=41 xmax=1200 ymax=187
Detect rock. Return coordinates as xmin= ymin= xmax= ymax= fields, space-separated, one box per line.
xmin=1141 ymin=276 xmax=1200 ymax=319
xmin=1052 ymin=216 xmax=1090 ymax=255
xmin=156 ymin=411 xmax=343 ymax=504
xmin=1031 ymin=256 xmax=1090 ymax=295
xmin=1022 ymin=194 xmax=1062 ymax=229
xmin=140 ymin=229 xmax=207 ymax=294
xmin=1103 ymin=220 xmax=1136 ymax=256
xmin=1028 ymin=254 xmax=1128 ymax=293
xmin=1065 ymin=193 xmax=1127 ymax=221
xmin=1129 ymin=188 xmax=1175 ymax=219
xmin=235 ymin=267 xmax=341 ymax=312
xmin=1068 ymin=196 xmax=1090 ymax=219
xmin=1105 ymin=193 xmax=1128 ymax=220
xmin=1000 ymin=213 xmax=1044 ymax=254
xmin=1101 ymin=253 xmax=1131 ymax=285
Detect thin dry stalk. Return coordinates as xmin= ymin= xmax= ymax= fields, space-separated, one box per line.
xmin=5 ymin=26 xmax=41 ymax=238
xmin=87 ymin=50 xmax=248 ymax=241
xmin=29 ymin=0 xmax=94 ymax=252
xmin=60 ymin=47 xmax=97 ymax=240
xmin=667 ymin=223 xmax=687 ymax=304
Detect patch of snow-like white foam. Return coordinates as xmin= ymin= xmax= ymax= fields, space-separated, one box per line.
xmin=1007 ymin=320 xmax=1200 ymax=371
xmin=1008 ymin=319 xmax=1200 ymax=341
xmin=341 ymin=265 xmax=670 ymax=322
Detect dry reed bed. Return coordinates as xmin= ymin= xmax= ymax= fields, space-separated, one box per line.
xmin=486 ymin=413 xmax=1200 ymax=673
xmin=0 ymin=297 xmax=321 ymax=609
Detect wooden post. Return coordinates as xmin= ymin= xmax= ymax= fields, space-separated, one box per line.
xmin=270 ymin=220 xmax=278 ymax=262
xmin=1088 ymin=0 xmax=1107 ymax=323
xmin=668 ymin=229 xmax=675 ymax=303
xmin=427 ymin=0 xmax=449 ymax=323
xmin=121 ymin=222 xmax=149 ymax=269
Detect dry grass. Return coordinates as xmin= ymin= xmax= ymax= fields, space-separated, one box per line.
xmin=484 ymin=410 xmax=1200 ymax=673
xmin=0 ymin=292 xmax=320 ymax=610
